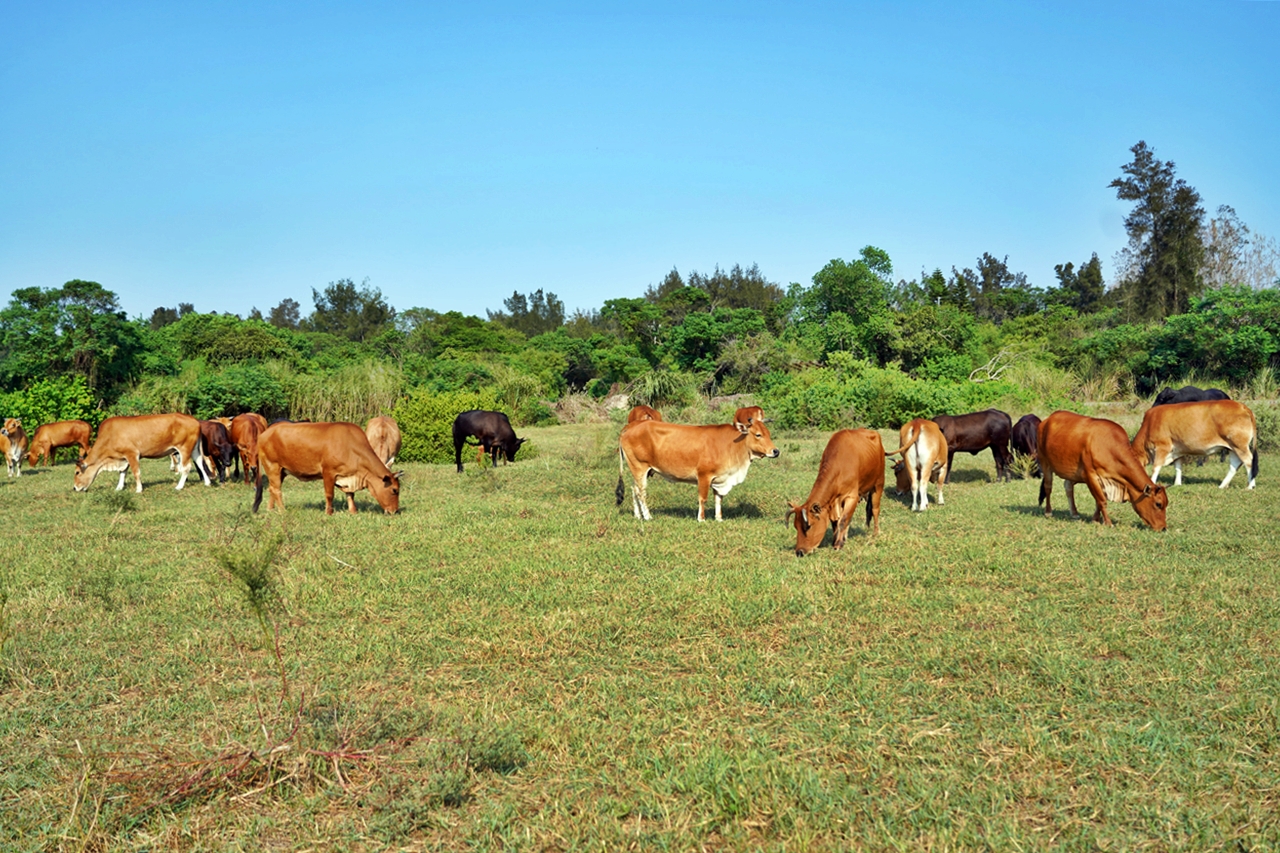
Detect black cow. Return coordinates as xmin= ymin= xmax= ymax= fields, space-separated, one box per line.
xmin=198 ymin=420 xmax=238 ymax=483
xmin=1010 ymin=413 xmax=1042 ymax=476
xmin=452 ymin=410 xmax=526 ymax=473
xmin=932 ymin=409 xmax=1013 ymax=483
xmin=1153 ymin=385 xmax=1231 ymax=406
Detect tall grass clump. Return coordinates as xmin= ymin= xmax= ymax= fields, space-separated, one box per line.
xmin=628 ymin=369 xmax=703 ymax=409
xmin=216 ymin=531 xmax=288 ymax=694
xmin=289 ymin=360 xmax=406 ymax=424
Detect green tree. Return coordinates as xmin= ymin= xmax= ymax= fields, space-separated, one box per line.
xmin=1110 ymin=141 xmax=1206 ymax=320
xmin=305 ymin=278 xmax=395 ymax=342
xmin=487 ymin=289 xmax=565 ymax=336
xmin=1050 ymin=253 xmax=1105 ymax=313
xmin=792 ymin=247 xmax=899 ymax=364
xmin=269 ymin=298 xmax=302 ymax=330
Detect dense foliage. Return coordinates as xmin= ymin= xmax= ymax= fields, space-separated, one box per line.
xmin=2 ymin=144 xmax=1277 ymax=442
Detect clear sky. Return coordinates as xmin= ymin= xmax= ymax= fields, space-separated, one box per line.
xmin=2 ymin=1 xmax=1277 ymax=321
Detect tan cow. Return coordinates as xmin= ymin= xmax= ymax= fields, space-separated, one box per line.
xmin=1037 ymin=410 xmax=1168 ymax=530
xmin=365 ymin=415 xmax=402 ymax=466
xmin=253 ymin=421 xmax=402 ymax=515
xmin=617 ymin=414 xmax=779 ymax=521
xmin=26 ymin=419 xmax=92 ymax=468
xmin=74 ymin=414 xmax=209 ymax=492
xmin=1 ymin=418 xmax=26 ymax=476
xmin=228 ymin=412 xmax=269 ymax=484
xmin=885 ymin=418 xmax=949 ymax=511
xmin=1131 ymin=400 xmax=1257 ymax=489
xmin=626 ymin=404 xmax=663 ymax=424
xmin=786 ymin=429 xmax=885 ymax=556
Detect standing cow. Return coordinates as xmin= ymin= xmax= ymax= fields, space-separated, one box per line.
xmin=885 ymin=418 xmax=948 ymax=511
xmin=932 ymin=409 xmax=1013 ymax=483
xmin=198 ymin=420 xmax=239 ymax=483
xmin=1037 ymin=410 xmax=1168 ymax=530
xmin=453 ymin=410 xmax=526 ymax=473
xmin=253 ymin=421 xmax=402 ymax=515
xmin=2 ymin=418 xmax=28 ymax=477
xmin=1153 ymin=386 xmax=1230 ymax=406
xmin=229 ymin=412 xmax=269 ymax=484
xmin=1131 ymin=400 xmax=1257 ymax=489
xmin=787 ymin=429 xmax=884 ymax=555
xmin=74 ymin=413 xmax=210 ymax=493
xmin=26 ymin=420 xmax=92 ymax=469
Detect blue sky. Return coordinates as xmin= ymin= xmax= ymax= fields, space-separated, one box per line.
xmin=2 ymin=1 xmax=1277 ymax=321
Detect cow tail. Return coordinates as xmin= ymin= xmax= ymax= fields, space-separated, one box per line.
xmin=886 ymin=424 xmax=922 ymax=458
xmin=1038 ymin=476 xmax=1048 ymax=507
xmin=252 ymin=466 xmax=265 ymax=513
xmin=616 ymin=448 xmax=626 ymax=506
xmin=1251 ymin=410 xmax=1260 ymax=483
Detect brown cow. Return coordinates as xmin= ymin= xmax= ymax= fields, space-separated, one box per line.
xmin=253 ymin=421 xmax=402 ymax=515
xmin=616 ymin=414 xmax=779 ymax=521
xmin=626 ymin=404 xmax=663 ymax=424
xmin=885 ymin=418 xmax=949 ymax=511
xmin=365 ymin=416 xmax=402 ymax=466
xmin=74 ymin=414 xmax=209 ymax=493
xmin=2 ymin=418 xmax=28 ymax=477
xmin=787 ymin=429 xmax=885 ymax=556
xmin=26 ymin=419 xmax=92 ymax=469
xmin=1037 ymin=410 xmax=1168 ymax=530
xmin=229 ymin=412 xmax=269 ymax=484
xmin=1131 ymin=400 xmax=1257 ymax=490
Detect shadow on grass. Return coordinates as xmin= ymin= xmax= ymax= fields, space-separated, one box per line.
xmin=943 ymin=469 xmax=1000 ymax=484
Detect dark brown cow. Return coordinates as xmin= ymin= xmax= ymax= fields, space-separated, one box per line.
xmin=453 ymin=410 xmax=525 ymax=473
xmin=365 ymin=416 xmax=402 ymax=466
xmin=229 ymin=412 xmax=269 ymax=484
xmin=3 ymin=418 xmax=29 ymax=477
xmin=253 ymin=421 xmax=402 ymax=515
xmin=1037 ymin=410 xmax=1168 ymax=530
xmin=198 ymin=420 xmax=238 ymax=483
xmin=787 ymin=429 xmax=884 ymax=555
xmin=885 ymin=418 xmax=948 ymax=511
xmin=617 ymin=415 xmax=779 ymax=521
xmin=26 ymin=419 xmax=92 ymax=469
xmin=1131 ymin=400 xmax=1257 ymax=489
xmin=74 ymin=414 xmax=209 ymax=493
xmin=932 ymin=409 xmax=1013 ymax=482
xmin=626 ymin=404 xmax=663 ymax=424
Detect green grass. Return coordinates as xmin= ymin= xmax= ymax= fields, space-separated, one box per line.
xmin=1 ymin=424 xmax=1277 ymax=851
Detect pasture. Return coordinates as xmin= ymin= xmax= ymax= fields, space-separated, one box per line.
xmin=2 ymin=422 xmax=1277 ymax=851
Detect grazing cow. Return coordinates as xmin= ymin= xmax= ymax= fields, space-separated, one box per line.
xmin=932 ymin=409 xmax=1013 ymax=483
xmin=453 ymin=410 xmax=525 ymax=473
xmin=365 ymin=416 xmax=402 ymax=466
xmin=253 ymin=421 xmax=402 ymax=515
xmin=74 ymin=414 xmax=209 ymax=493
xmin=26 ymin=419 xmax=92 ymax=469
xmin=1037 ymin=410 xmax=1168 ymax=530
xmin=626 ymin=404 xmax=663 ymax=424
xmin=787 ymin=429 xmax=884 ymax=555
xmin=229 ymin=412 xmax=269 ymax=484
xmin=198 ymin=420 xmax=238 ymax=483
xmin=2 ymin=418 xmax=28 ymax=476
xmin=885 ymin=418 xmax=949 ymax=511
xmin=1131 ymin=400 xmax=1257 ymax=489
xmin=1010 ymin=413 xmax=1043 ymax=476
xmin=616 ymin=414 xmax=780 ymax=521
xmin=1153 ymin=385 xmax=1230 ymax=407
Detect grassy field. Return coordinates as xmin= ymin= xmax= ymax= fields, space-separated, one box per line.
xmin=2 ymin=421 xmax=1277 ymax=851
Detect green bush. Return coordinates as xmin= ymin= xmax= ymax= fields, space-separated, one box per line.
xmin=0 ymin=375 xmax=99 ymax=429
xmin=191 ymin=363 xmax=289 ymax=420
xmin=392 ymin=388 xmax=540 ymax=465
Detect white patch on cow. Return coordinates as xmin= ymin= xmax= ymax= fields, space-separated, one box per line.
xmin=1100 ymin=478 xmax=1127 ymax=503
xmin=336 ymin=473 xmax=361 ymax=493
xmin=710 ymin=459 xmax=752 ymax=496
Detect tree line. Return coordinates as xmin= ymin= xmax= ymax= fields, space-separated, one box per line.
xmin=2 ymin=141 xmax=1277 ymax=432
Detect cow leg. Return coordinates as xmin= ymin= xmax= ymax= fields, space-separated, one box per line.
xmin=1220 ymin=452 xmax=1243 ymax=489
xmin=129 ymin=454 xmax=143 ymax=493
xmin=346 ymin=491 xmax=358 ymax=514
xmin=867 ymin=487 xmax=881 ymax=536
xmin=1040 ymin=469 xmax=1055 ymax=517
xmin=174 ymin=451 xmax=191 ymax=490
xmin=1083 ymin=475 xmax=1113 ymax=526
xmin=116 ymin=468 xmax=128 ymax=491
xmin=936 ymin=461 xmax=947 ymax=506
xmin=1173 ymin=458 xmax=1184 ymax=486
xmin=454 ymin=439 xmax=465 ymax=473
xmin=632 ymin=471 xmax=651 ymax=520
xmin=1064 ymin=481 xmax=1081 ymax=519
xmin=192 ymin=442 xmax=210 ymax=487
xmin=832 ymin=500 xmax=853 ymax=549
xmin=323 ymin=473 xmax=337 ymax=515
xmin=696 ymin=475 xmax=711 ymax=522
xmin=944 ymin=451 xmax=955 ymax=484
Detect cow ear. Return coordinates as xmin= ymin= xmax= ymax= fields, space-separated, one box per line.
xmin=1142 ymin=484 xmax=1153 ymax=496
xmin=518 ymin=437 xmax=528 ymax=445
xmin=735 ymin=421 xmax=748 ymax=434
xmin=811 ymin=502 xmax=822 ymax=517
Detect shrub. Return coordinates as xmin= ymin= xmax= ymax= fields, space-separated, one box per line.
xmin=0 ymin=375 xmax=99 ymax=428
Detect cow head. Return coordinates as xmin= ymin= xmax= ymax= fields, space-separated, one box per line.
xmin=72 ymin=458 xmax=96 ymax=492
xmin=1132 ymin=482 xmax=1169 ymax=531
xmin=503 ymin=436 xmax=527 ymax=463
xmin=891 ymin=459 xmax=910 ymax=494
xmin=786 ymin=499 xmax=831 ymax=556
xmin=369 ymin=470 xmax=403 ymax=514
xmin=735 ymin=416 xmax=779 ymax=460
xmin=1 ymin=417 xmax=18 ymax=436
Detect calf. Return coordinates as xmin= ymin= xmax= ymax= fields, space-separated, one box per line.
xmin=365 ymin=416 xmax=402 ymax=466
xmin=932 ymin=409 xmax=1013 ymax=482
xmin=2 ymin=418 xmax=28 ymax=476
xmin=198 ymin=420 xmax=238 ymax=483
xmin=253 ymin=421 xmax=401 ymax=515
xmin=787 ymin=429 xmax=884 ymax=555
xmin=1131 ymin=400 xmax=1257 ymax=489
xmin=26 ymin=419 xmax=92 ymax=468
xmin=885 ymin=419 xmax=948 ymax=511
xmin=229 ymin=412 xmax=268 ymax=484
xmin=1037 ymin=410 xmax=1168 ymax=530
xmin=453 ymin=410 xmax=525 ymax=473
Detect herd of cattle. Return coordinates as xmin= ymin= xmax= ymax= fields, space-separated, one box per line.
xmin=612 ymin=384 xmax=1258 ymax=555
xmin=0 ymin=384 xmax=1259 ymax=553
